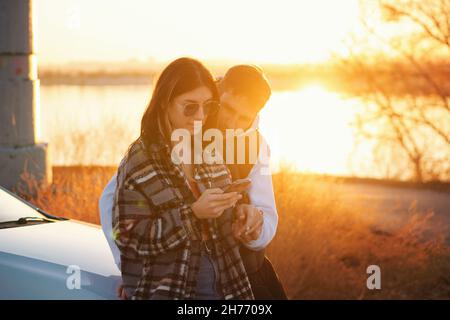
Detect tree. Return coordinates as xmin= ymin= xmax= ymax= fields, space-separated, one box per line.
xmin=340 ymin=0 xmax=450 ymax=182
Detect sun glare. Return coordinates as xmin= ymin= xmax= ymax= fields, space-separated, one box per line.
xmin=36 ymin=0 xmax=362 ymax=65
xmin=260 ymin=85 xmax=357 ymax=175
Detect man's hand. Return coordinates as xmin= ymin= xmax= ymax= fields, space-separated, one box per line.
xmin=232 ymin=204 xmax=263 ymax=244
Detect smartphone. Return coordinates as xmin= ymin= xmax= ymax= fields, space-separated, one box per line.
xmin=223 ymin=178 xmax=252 ymax=193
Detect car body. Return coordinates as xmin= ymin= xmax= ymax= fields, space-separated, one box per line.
xmin=0 ymin=185 xmax=121 ymax=299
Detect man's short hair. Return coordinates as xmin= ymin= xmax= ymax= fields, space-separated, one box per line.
xmin=219 ymin=64 xmax=271 ymax=111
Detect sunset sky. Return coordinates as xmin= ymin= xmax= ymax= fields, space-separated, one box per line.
xmin=36 ymin=0 xmax=366 ymax=66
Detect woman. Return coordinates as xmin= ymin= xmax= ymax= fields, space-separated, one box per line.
xmin=112 ymin=57 xmax=254 ymax=300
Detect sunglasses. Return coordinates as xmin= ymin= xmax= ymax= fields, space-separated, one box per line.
xmin=179 ymin=100 xmax=220 ymax=117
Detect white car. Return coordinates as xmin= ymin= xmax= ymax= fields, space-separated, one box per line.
xmin=0 ymin=185 xmax=121 ymax=299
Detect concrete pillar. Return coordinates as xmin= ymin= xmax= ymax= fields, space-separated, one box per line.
xmin=0 ymin=0 xmax=51 ymax=192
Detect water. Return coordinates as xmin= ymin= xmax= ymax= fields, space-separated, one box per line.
xmin=38 ymin=83 xmax=447 ymax=180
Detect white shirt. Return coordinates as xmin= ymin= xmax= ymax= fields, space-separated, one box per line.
xmin=99 ymin=116 xmax=278 ymax=268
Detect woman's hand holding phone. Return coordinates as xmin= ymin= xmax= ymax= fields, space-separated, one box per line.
xmin=191 ymin=188 xmax=242 ymax=219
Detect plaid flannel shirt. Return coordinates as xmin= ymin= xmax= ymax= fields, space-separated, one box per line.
xmin=112 ymin=136 xmax=254 ymax=300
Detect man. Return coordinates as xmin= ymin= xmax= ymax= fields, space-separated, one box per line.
xmin=99 ymin=64 xmax=286 ymax=299
xmin=214 ymin=65 xmax=286 ymax=299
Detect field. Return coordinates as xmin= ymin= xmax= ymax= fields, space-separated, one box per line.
xmin=18 ymin=166 xmax=450 ymax=299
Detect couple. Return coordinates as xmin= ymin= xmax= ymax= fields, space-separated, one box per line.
xmin=99 ymin=57 xmax=286 ymax=300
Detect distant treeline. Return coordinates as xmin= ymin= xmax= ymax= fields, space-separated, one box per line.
xmin=39 ymin=59 xmax=449 ymax=96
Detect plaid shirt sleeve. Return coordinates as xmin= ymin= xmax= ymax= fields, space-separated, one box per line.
xmin=112 ymin=174 xmax=191 ymax=259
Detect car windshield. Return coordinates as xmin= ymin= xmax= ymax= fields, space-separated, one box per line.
xmin=0 ymin=186 xmax=48 ymax=223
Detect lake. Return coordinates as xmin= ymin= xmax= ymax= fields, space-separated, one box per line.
xmin=38 ymin=83 xmax=446 ymax=180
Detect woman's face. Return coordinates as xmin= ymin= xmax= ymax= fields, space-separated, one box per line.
xmin=168 ymin=86 xmax=214 ymax=135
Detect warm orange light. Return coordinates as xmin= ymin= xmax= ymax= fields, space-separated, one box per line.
xmin=36 ymin=0 xmax=362 ymax=65
xmin=259 ymin=85 xmax=358 ymax=175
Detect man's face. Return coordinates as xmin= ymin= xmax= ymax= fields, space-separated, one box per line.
xmin=217 ymin=91 xmax=258 ymax=131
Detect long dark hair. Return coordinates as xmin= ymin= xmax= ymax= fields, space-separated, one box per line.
xmin=140 ymin=57 xmax=219 ymax=149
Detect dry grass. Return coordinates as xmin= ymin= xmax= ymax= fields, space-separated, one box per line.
xmin=16 ymin=165 xmax=450 ymax=299
xmin=268 ymin=170 xmax=450 ymax=299
xmin=18 ymin=166 xmax=117 ymax=224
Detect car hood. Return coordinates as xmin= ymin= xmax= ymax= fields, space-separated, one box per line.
xmin=0 ymin=219 xmax=120 ymax=277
